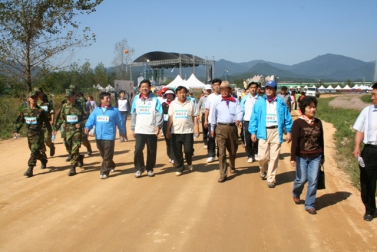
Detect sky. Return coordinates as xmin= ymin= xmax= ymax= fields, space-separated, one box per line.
xmin=65 ymin=0 xmax=377 ymax=69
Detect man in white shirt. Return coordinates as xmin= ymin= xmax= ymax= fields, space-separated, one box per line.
xmin=204 ymin=78 xmax=221 ymax=163
xmin=352 ymin=82 xmax=377 ymax=221
xmin=197 ymin=85 xmax=212 ymax=148
xmin=166 ymin=86 xmax=199 ymax=176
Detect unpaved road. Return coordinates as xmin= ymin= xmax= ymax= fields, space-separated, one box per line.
xmin=1 ymin=112 xmax=377 ymax=251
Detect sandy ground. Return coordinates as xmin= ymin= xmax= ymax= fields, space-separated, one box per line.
xmin=1 ymin=111 xmax=377 ymax=251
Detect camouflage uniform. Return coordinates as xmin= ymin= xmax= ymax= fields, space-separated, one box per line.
xmin=55 ymin=89 xmax=85 ymax=176
xmin=68 ymin=85 xmax=92 ymax=155
xmin=36 ymin=92 xmax=55 ymax=156
xmin=14 ymin=91 xmax=51 ymax=177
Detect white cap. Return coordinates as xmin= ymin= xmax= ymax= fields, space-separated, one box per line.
xmin=204 ymin=84 xmax=212 ymax=90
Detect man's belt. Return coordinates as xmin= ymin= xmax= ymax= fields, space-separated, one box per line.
xmin=365 ymin=144 xmax=377 ymax=149
xmin=266 ymin=125 xmax=278 ymax=129
xmin=218 ymin=123 xmax=236 ymax=126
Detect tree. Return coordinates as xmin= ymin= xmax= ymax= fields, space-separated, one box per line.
xmin=0 ymin=0 xmax=103 ymax=91
xmin=94 ymin=62 xmax=107 ymax=85
xmin=112 ymin=38 xmax=134 ymax=80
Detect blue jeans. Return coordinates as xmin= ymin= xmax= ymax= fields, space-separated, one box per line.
xmin=292 ymin=155 xmax=322 ymax=210
xmin=120 ymin=112 xmax=128 ymax=135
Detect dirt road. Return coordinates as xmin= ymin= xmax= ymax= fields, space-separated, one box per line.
xmin=1 ymin=113 xmax=377 ymax=251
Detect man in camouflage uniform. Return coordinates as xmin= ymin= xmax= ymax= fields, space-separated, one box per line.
xmin=33 ymin=87 xmax=55 ymax=157
xmin=54 ymin=89 xmax=85 ymax=176
xmin=68 ymin=85 xmax=92 ymax=156
xmin=14 ymin=91 xmax=51 ymax=177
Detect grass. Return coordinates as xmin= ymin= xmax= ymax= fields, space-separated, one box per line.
xmin=316 ymin=97 xmax=364 ymax=191
xmin=360 ymin=94 xmax=372 ymax=103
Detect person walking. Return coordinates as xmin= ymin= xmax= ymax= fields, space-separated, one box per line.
xmin=166 ymin=86 xmax=199 ymax=176
xmin=14 ymin=91 xmax=51 ymax=177
xmin=241 ymin=82 xmax=260 ymax=163
xmin=34 ymin=87 xmax=55 ymax=157
xmin=204 ymin=78 xmax=221 ymax=163
xmin=54 ymin=89 xmax=85 ymax=176
xmin=131 ymin=79 xmax=163 ymax=178
xmin=116 ymin=90 xmax=130 ymax=142
xmin=249 ymin=80 xmax=293 ymax=188
xmin=197 ymin=84 xmax=212 ymax=149
xmin=352 ymin=82 xmax=377 ymax=221
xmin=85 ymin=92 xmax=125 ymax=179
xmin=291 ymin=96 xmax=324 ymax=215
xmin=86 ymin=95 xmax=97 ymax=115
xmin=210 ymin=81 xmax=243 ymax=182
xmin=278 ymin=86 xmax=292 ymax=112
xmin=161 ymin=89 xmax=176 ymax=164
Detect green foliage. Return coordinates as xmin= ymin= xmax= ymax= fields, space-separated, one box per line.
xmin=360 ymin=94 xmax=372 ymax=103
xmin=0 ymin=97 xmax=28 ymax=139
xmin=316 ymin=97 xmax=361 ymax=190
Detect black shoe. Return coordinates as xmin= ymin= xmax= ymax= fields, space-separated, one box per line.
xmin=24 ymin=166 xmax=33 ymax=177
xmin=65 ymin=155 xmax=71 ymax=162
xmin=87 ymin=145 xmax=92 ymax=156
xmin=50 ymin=144 xmax=55 ymax=157
xmin=68 ymin=166 xmax=76 ymax=176
xmin=364 ymin=214 xmax=373 ymax=221
xmin=41 ymin=159 xmax=48 ymax=169
xmin=77 ymin=155 xmax=84 ymax=167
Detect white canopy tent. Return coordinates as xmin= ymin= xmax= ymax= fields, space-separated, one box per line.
xmin=185 ymin=73 xmax=205 ymax=89
xmin=334 ymin=85 xmax=343 ymax=90
xmin=343 ymin=85 xmax=351 ymax=90
xmin=326 ymin=85 xmax=334 ymax=90
xmin=318 ymin=85 xmax=326 ymax=90
xmin=166 ymin=75 xmax=184 ymax=88
xmin=105 ymin=85 xmax=115 ymax=92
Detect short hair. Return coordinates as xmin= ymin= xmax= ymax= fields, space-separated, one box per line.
xmin=88 ymin=95 xmax=94 ymax=100
xmin=299 ymin=96 xmax=317 ymax=113
xmin=175 ymin=86 xmax=188 ymax=94
xmin=281 ymin=86 xmax=288 ymax=90
xmin=212 ymin=78 xmax=222 ymax=85
xmin=139 ymin=79 xmax=151 ymax=88
xmin=119 ymin=90 xmax=125 ymax=94
xmin=372 ymin=82 xmax=377 ymax=89
xmin=248 ymin=82 xmax=259 ymax=89
xmin=99 ymin=92 xmax=111 ymax=101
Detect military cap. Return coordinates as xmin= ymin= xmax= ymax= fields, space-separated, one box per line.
xmin=28 ymin=91 xmax=38 ymax=97
xmin=33 ymin=87 xmax=43 ymax=93
xmin=65 ymin=89 xmax=75 ymax=97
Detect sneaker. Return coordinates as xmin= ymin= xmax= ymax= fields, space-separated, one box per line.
xmin=207 ymin=157 xmax=214 ymax=163
xmin=171 ymin=159 xmax=174 ymax=164
xmin=260 ymin=171 xmax=267 ymax=180
xmin=124 ymin=137 xmax=128 ymax=142
xmin=147 ymin=170 xmax=155 ymax=177
xmin=119 ymin=137 xmax=124 ymax=143
xmin=110 ymin=169 xmax=115 ymax=173
xmin=100 ymin=174 xmax=108 ymax=179
xmin=204 ymin=145 xmax=208 ymax=149
xmin=267 ymin=182 xmax=275 ymax=188
xmin=175 ymin=171 xmax=182 ymax=176
xmin=50 ymin=145 xmax=55 ymax=157
xmin=41 ymin=159 xmax=48 ymax=169
xmin=247 ymin=157 xmax=254 ymax=163
xmin=188 ymin=165 xmax=193 ymax=171
xmin=168 ymin=159 xmax=172 ymax=163
xmin=135 ymin=167 xmax=145 ymax=178
xmin=254 ymin=155 xmax=259 ymax=161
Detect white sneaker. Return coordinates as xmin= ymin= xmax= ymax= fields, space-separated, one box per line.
xmin=168 ymin=159 xmax=172 ymax=163
xmin=135 ymin=170 xmax=142 ymax=178
xmin=175 ymin=171 xmax=182 ymax=176
xmin=207 ymin=157 xmax=214 ymax=163
xmin=247 ymin=157 xmax=254 ymax=163
xmin=100 ymin=174 xmax=108 ymax=179
xmin=171 ymin=159 xmax=174 ymax=164
xmin=254 ymin=155 xmax=259 ymax=161
xmin=110 ymin=169 xmax=115 ymax=173
xmin=204 ymin=145 xmax=208 ymax=149
xmin=147 ymin=170 xmax=155 ymax=177
xmin=188 ymin=165 xmax=193 ymax=171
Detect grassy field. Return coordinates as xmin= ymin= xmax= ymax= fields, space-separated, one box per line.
xmin=316 ymin=96 xmax=368 ymax=191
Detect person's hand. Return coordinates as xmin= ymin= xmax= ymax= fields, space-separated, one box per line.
xmin=238 ymin=122 xmax=243 ymax=129
xmin=120 ymin=133 xmax=126 ymax=139
xmin=166 ymin=130 xmax=171 ymax=139
xmin=251 ymin=134 xmax=257 ymax=142
xmin=352 ymin=146 xmax=360 ymax=159
xmin=84 ymin=128 xmax=89 ymax=135
xmin=321 ymin=159 xmax=325 ymax=165
xmin=49 ymin=121 xmax=54 ymax=126
xmin=75 ymin=123 xmax=80 ymax=129
xmin=194 ymin=130 xmax=200 ymax=138
xmin=52 ymin=131 xmax=57 ymax=136
xmin=286 ymin=133 xmax=292 ymax=143
xmin=290 ymin=161 xmax=296 ymax=167
xmin=210 ymin=131 xmax=214 ymax=138
xmin=155 ymin=127 xmax=160 ymax=136
xmin=132 ymin=130 xmax=135 ymax=138
xmin=204 ymin=121 xmax=208 ymax=128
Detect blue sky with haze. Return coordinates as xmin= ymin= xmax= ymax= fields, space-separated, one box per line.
xmin=68 ymin=0 xmax=377 ymax=68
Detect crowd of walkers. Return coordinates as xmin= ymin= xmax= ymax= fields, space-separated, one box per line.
xmin=13 ymin=79 xmax=377 ymax=221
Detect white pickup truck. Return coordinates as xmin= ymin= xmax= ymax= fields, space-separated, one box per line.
xmin=306 ymin=87 xmax=320 ymax=98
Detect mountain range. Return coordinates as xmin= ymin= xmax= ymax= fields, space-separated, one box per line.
xmin=158 ymin=53 xmax=376 ymax=82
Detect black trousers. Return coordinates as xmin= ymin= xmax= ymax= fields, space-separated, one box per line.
xmin=201 ymin=114 xmax=208 ymax=146
xmin=171 ymin=133 xmax=194 ymax=172
xmin=243 ymin=121 xmax=258 ymax=158
xmin=162 ymin=123 xmax=174 ymax=160
xmin=360 ymin=144 xmax=377 ymax=215
xmin=96 ymin=140 xmax=115 ymax=175
xmin=134 ymin=134 xmax=157 ymax=172
xmin=208 ymin=123 xmax=217 ymax=158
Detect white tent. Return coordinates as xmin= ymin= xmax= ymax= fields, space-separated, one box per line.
xmin=94 ymin=84 xmax=105 ymax=90
xmin=343 ymin=85 xmax=351 ymax=90
xmin=105 ymin=84 xmax=115 ymax=92
xmin=326 ymin=85 xmax=334 ymax=90
xmin=335 ymin=85 xmax=342 ymax=90
xmin=166 ymin=75 xmax=184 ymax=88
xmin=353 ymin=84 xmax=360 ymax=89
xmin=303 ymin=85 xmax=309 ymax=89
xmin=185 ymin=73 xmax=205 ymax=89
xmin=318 ymin=85 xmax=326 ymax=89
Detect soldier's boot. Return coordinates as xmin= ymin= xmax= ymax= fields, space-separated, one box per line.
xmin=41 ymin=159 xmax=48 ymax=169
xmin=65 ymin=155 xmax=71 ymax=162
xmin=50 ymin=143 xmax=55 ymax=157
xmin=68 ymin=165 xmax=76 ymax=176
xmin=87 ymin=144 xmax=92 ymax=156
xmin=77 ymin=155 xmax=84 ymax=168
xmin=24 ymin=166 xmax=34 ymax=177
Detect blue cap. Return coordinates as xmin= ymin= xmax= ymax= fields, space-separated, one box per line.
xmin=265 ymin=80 xmax=277 ymax=88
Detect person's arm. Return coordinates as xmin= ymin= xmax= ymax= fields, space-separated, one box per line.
xmin=284 ymin=103 xmax=293 ymax=143
xmin=352 ymin=131 xmax=364 ymax=159
xmin=290 ymin=121 xmax=299 ymax=167
xmin=204 ymin=108 xmax=209 ymax=128
xmin=166 ymin=116 xmax=173 ymax=139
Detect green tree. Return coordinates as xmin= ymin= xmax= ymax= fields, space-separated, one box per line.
xmin=0 ymin=0 xmax=103 ymax=91
xmin=80 ymin=61 xmax=94 ymax=88
xmin=94 ymin=62 xmax=108 ymax=85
